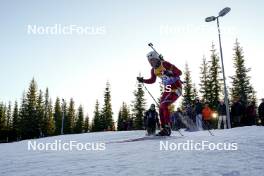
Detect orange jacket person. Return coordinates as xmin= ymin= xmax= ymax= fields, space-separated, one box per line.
xmin=202 ymin=104 xmax=213 ymax=120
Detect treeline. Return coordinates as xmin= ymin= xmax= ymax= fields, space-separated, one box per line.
xmin=0 ymin=78 xmax=146 ymax=142
xmin=181 ymin=39 xmax=257 ymax=109
xmin=90 ymin=82 xmax=115 ymax=132
xmin=0 ymin=79 xmax=90 ymax=142
xmin=93 ymin=81 xmax=147 ymax=132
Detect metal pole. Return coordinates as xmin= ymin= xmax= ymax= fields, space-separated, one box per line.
xmin=216 ymin=17 xmax=231 ymax=128
xmin=61 ymin=99 xmax=65 ymax=135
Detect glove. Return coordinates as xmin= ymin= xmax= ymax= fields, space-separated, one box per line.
xmin=137 ymin=77 xmax=144 ymax=83
xmin=163 ymin=70 xmax=173 ymax=77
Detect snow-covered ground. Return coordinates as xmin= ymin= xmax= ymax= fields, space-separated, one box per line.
xmin=1 ymin=126 xmax=264 ymax=176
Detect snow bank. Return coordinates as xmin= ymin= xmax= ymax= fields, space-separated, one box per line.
xmin=0 ymin=126 xmax=263 ymax=176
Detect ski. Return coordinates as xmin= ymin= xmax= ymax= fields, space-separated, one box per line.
xmin=107 ymin=135 xmax=183 ymax=144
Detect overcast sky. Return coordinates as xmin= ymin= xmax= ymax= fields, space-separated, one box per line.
xmin=0 ymin=0 xmax=263 ymax=121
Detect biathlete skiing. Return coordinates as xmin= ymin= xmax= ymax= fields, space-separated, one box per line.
xmin=137 ymin=44 xmax=183 ymax=136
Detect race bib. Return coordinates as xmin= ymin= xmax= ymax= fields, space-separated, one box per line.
xmin=161 ymin=76 xmax=178 ymax=85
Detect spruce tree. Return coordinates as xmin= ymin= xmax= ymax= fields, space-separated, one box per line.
xmin=64 ymin=98 xmax=75 ymax=134
xmin=101 ymin=82 xmax=114 ymax=131
xmin=249 ymin=87 xmax=257 ymax=105
xmin=12 ymin=101 xmax=20 ymax=140
xmin=117 ymin=109 xmax=123 ymax=131
xmin=36 ymin=90 xmax=45 ymax=136
xmin=208 ymin=43 xmax=222 ymax=109
xmin=199 ymin=56 xmax=210 ymax=102
xmin=6 ymin=102 xmax=12 ymax=131
xmin=54 ymin=97 xmax=62 ymax=135
xmin=91 ymin=100 xmax=102 ymax=132
xmin=122 ymin=103 xmax=130 ymax=125
xmin=46 ymin=99 xmax=55 ymax=136
xmin=42 ymin=88 xmax=50 ymax=136
xmin=61 ymin=99 xmax=67 ymax=134
xmin=19 ymin=92 xmax=27 ymax=139
xmin=230 ymin=39 xmax=255 ymax=105
xmin=84 ymin=115 xmax=89 ymax=132
xmin=117 ymin=102 xmax=130 ymax=131
xmin=24 ymin=79 xmax=39 ymax=139
xmin=74 ymin=105 xmax=84 ymax=133
xmin=192 ymin=84 xmax=198 ymax=100
xmin=0 ymin=102 xmax=6 ymax=131
xmin=132 ymin=82 xmax=146 ymax=130
xmin=182 ymin=63 xmax=195 ymax=107
xmin=0 ymin=103 xmax=7 ymax=141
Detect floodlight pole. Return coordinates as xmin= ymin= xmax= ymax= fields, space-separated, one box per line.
xmin=216 ymin=17 xmax=231 ymax=129
xmin=205 ymin=7 xmax=231 ymax=128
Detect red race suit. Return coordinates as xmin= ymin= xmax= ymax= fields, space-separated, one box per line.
xmin=143 ymin=60 xmax=182 ymax=126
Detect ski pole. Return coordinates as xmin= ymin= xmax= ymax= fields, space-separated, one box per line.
xmin=201 ymin=119 xmax=214 ymax=136
xmin=174 ymin=126 xmax=184 ymax=136
xmin=142 ymin=83 xmax=184 ymax=136
xmin=142 ymin=83 xmax=159 ymax=107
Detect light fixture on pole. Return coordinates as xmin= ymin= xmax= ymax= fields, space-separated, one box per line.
xmin=205 ymin=7 xmax=231 ymax=129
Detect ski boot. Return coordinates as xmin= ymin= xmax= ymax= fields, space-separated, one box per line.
xmin=156 ymin=124 xmax=171 ymax=136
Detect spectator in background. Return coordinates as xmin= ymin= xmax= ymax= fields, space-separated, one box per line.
xmin=186 ymin=104 xmax=194 ymax=120
xmin=217 ymin=100 xmax=227 ymax=129
xmin=245 ymin=101 xmax=257 ymax=126
xmin=231 ymin=98 xmax=245 ymax=127
xmin=258 ymin=98 xmax=264 ymax=126
xmin=194 ymin=98 xmax=203 ymax=130
xmin=202 ymin=103 xmax=213 ymax=130
xmin=144 ymin=104 xmax=160 ymax=135
xmin=170 ymin=108 xmax=183 ymax=130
